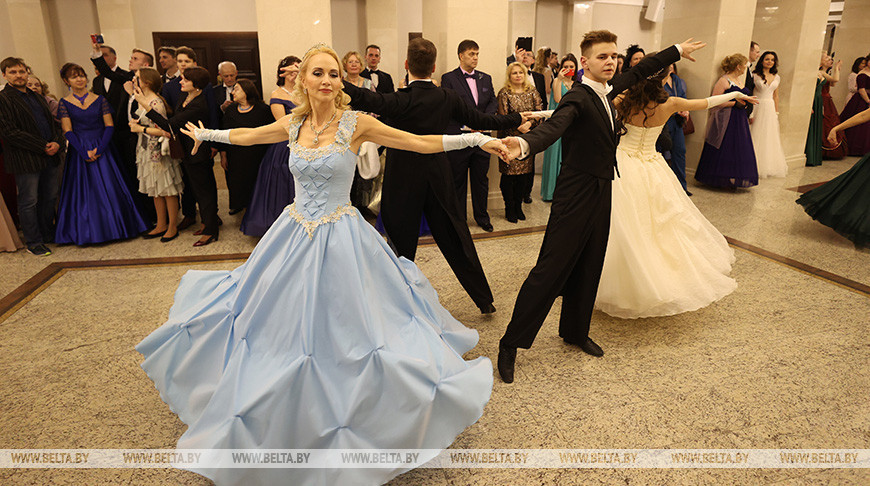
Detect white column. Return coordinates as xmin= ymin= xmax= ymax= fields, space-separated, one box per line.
xmin=660 ymin=0 xmax=758 ymax=174
xmin=752 ymin=0 xmax=833 ymax=167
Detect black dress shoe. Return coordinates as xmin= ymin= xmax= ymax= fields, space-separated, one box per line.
xmin=141 ymin=230 xmax=166 ymax=239
xmin=497 ymin=343 xmax=517 ymax=383
xmin=480 ymin=222 xmax=494 ymax=232
xmin=193 ymin=234 xmax=219 ymax=247
xmin=516 ymin=205 xmax=526 ymax=221
xmin=478 ymin=303 xmax=496 ymax=314
xmin=160 ymin=232 xmax=178 ymax=243
xmin=523 ymin=196 xmax=532 ymax=204
xmin=228 ymin=207 xmax=245 ymax=215
xmin=177 ymin=216 xmax=196 ymax=231
xmin=685 ymin=190 xmax=693 ymax=197
xmin=564 ymin=337 xmax=604 ymax=357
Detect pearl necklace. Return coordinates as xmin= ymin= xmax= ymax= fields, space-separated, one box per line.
xmin=309 ymin=110 xmax=337 ymax=145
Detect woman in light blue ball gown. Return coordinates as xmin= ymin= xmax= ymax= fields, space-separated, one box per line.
xmin=136 ymin=45 xmax=509 ymax=486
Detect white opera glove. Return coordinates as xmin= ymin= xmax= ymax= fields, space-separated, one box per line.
xmin=441 ymin=132 xmax=495 ymax=152
xmin=705 ymin=91 xmax=744 ymax=109
xmin=195 ymin=128 xmax=232 ymax=144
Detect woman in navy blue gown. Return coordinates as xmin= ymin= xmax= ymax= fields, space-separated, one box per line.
xmin=240 ymin=56 xmax=300 ymax=236
xmin=695 ymin=54 xmax=758 ymax=189
xmin=55 ymin=63 xmax=147 ymax=245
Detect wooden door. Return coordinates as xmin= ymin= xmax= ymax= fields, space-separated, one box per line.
xmin=152 ymin=32 xmax=262 ymax=96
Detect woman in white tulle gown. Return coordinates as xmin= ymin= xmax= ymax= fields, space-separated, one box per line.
xmin=595 ymin=70 xmax=757 ymax=319
xmin=749 ymin=51 xmax=788 ymax=178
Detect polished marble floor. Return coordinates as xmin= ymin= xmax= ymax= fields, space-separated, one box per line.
xmin=1 ymin=158 xmax=868 ymax=485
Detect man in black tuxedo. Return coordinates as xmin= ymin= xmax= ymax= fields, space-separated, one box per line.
xmin=90 ymin=43 xmax=155 ymax=221
xmin=360 ymin=45 xmax=394 ymax=94
xmin=743 ymin=41 xmax=760 ymax=117
xmin=343 ymin=38 xmax=527 ymax=314
xmin=441 ymin=39 xmax=498 ymax=232
xmin=495 ymin=32 xmax=706 ymax=383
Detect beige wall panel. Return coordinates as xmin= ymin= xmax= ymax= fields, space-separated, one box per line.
xmin=130 ymin=0 xmax=258 ymax=53
xmin=331 ymin=0 xmax=367 ymax=60
xmin=255 ymin=0 xmax=333 ymax=93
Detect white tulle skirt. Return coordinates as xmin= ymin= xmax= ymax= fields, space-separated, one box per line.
xmin=749 ymin=99 xmax=788 ymax=178
xmin=595 ymin=148 xmax=737 ymax=319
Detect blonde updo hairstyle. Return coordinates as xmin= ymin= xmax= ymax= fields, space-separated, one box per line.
xmin=290 ymin=44 xmax=351 ymax=123
xmin=720 ymin=53 xmax=748 ymax=74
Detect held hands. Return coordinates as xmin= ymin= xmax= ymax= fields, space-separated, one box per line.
xmin=86 ymin=147 xmax=99 ymax=162
xmin=481 ymin=139 xmax=510 ymax=159
xmin=517 ymin=121 xmax=532 ymax=133
xmin=678 ymin=38 xmax=707 ymax=62
xmin=181 ymin=120 xmax=206 ymax=155
xmin=498 ymin=137 xmax=523 ymax=162
xmin=519 ymin=111 xmax=544 ymax=125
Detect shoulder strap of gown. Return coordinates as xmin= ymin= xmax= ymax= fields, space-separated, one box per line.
xmin=334 ymin=110 xmax=359 ymax=148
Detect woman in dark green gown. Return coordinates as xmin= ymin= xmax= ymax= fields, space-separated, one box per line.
xmin=805 ymin=56 xmax=841 ymax=167
xmin=798 ymin=107 xmax=870 ymax=247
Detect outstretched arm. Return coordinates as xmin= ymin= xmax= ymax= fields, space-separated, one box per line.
xmin=182 ymin=115 xmax=291 ymax=155
xmin=352 ymin=113 xmax=506 ymax=157
xmin=342 ymin=80 xmax=405 ymax=117
xmin=667 ymin=91 xmax=758 ymax=115
xmin=610 ymin=39 xmax=705 ymax=96
xmin=828 ymin=107 xmax=870 ymax=144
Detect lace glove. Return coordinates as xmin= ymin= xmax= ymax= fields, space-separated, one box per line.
xmin=96 ymin=126 xmax=114 ymax=156
xmin=194 ymin=127 xmax=232 ymax=144
xmin=64 ymin=131 xmax=88 ymax=156
xmin=442 ymin=132 xmax=495 ymax=152
xmin=705 ymin=91 xmax=743 ymax=109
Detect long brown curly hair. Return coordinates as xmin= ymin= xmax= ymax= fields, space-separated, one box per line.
xmin=615 ymin=68 xmax=669 ymax=128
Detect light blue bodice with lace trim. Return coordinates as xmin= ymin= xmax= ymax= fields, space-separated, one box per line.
xmin=285 ymin=110 xmax=359 ymax=236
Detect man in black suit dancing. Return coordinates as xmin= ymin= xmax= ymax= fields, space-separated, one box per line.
xmin=496 ymin=31 xmax=706 ymax=383
xmin=441 ymin=40 xmax=499 ymax=232
xmin=343 ymin=38 xmax=529 ymax=314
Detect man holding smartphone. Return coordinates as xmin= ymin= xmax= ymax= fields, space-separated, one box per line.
xmin=90 ymin=39 xmax=156 ymax=221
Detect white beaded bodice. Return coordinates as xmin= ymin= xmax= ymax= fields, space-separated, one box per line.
xmin=285 ymin=111 xmax=359 ymax=236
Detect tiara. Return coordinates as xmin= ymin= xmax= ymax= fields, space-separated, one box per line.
xmin=304 ymin=43 xmax=332 ymax=57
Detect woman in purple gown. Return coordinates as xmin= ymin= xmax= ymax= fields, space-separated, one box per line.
xmin=695 ymin=54 xmax=758 ymax=189
xmin=240 ymin=56 xmax=300 ymax=236
xmin=55 ymin=63 xmax=147 ymax=245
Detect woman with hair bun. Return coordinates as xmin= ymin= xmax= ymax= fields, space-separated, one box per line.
xmin=695 ymin=53 xmax=759 ymax=188
xmin=136 ymin=43 xmax=508 ymax=486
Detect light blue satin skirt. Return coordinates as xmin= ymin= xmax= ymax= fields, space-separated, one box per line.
xmin=136 ymin=206 xmax=493 ymax=485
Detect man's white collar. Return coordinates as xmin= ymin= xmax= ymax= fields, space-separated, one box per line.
xmin=581 ymin=75 xmax=613 ymax=96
